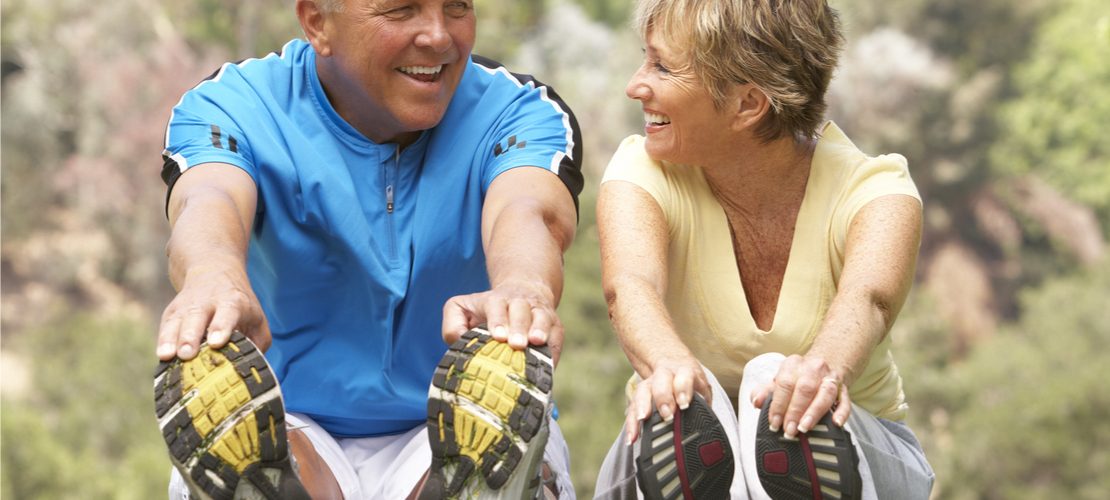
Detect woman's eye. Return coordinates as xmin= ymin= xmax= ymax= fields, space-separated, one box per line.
xmin=445 ymin=1 xmax=472 ymax=17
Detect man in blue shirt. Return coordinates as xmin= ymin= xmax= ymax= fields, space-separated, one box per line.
xmin=152 ymin=0 xmax=582 ymax=498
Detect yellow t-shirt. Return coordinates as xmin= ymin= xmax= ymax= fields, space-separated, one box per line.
xmin=601 ymin=122 xmax=919 ymax=420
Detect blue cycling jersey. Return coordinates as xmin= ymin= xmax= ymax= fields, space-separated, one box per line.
xmin=161 ymin=39 xmax=582 ymax=437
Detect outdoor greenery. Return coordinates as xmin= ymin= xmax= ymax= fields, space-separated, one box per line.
xmin=2 ymin=0 xmax=1108 ymax=498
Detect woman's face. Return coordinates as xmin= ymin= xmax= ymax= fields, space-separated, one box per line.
xmin=625 ymin=30 xmax=735 ymax=165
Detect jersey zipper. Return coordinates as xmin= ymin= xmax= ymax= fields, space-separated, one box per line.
xmin=385 ymin=147 xmax=399 ymax=261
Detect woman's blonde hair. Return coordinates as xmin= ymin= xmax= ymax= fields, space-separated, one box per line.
xmin=634 ymin=0 xmax=843 ymax=142
xmin=314 ymin=0 xmax=343 ymax=13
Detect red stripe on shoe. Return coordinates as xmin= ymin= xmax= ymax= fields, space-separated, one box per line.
xmin=798 ymin=434 xmax=823 ymax=500
xmin=673 ymin=411 xmax=695 ymax=500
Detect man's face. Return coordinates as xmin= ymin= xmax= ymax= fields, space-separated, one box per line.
xmin=315 ymin=0 xmax=476 ymax=144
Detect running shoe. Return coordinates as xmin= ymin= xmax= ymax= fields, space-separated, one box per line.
xmin=421 ymin=327 xmax=555 ymax=500
xmin=154 ymin=331 xmax=309 ymax=500
xmin=635 ymin=393 xmax=734 ymax=500
xmin=755 ymin=396 xmax=861 ymax=500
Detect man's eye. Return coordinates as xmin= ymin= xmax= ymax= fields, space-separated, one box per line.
xmin=382 ymin=6 xmax=414 ymax=19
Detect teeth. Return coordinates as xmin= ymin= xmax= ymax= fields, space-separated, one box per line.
xmin=645 ymin=112 xmax=671 ymax=125
xmin=399 ymin=65 xmax=443 ymax=75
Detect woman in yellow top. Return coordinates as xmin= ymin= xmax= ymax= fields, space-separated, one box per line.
xmin=593 ymin=0 xmax=935 ymax=499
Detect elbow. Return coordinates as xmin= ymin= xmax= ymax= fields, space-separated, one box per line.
xmin=868 ymin=292 xmax=900 ymax=339
xmin=516 ymin=196 xmax=577 ymax=253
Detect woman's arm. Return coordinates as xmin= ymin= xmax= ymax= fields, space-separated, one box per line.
xmin=754 ymin=194 xmax=922 ymax=438
xmin=599 ymin=180 xmax=710 ymax=442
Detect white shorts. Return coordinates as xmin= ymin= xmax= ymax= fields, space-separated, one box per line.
xmin=169 ymin=411 xmax=576 ymax=499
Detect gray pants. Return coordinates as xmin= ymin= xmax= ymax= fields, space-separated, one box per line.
xmin=593 ymin=353 xmax=935 ymax=499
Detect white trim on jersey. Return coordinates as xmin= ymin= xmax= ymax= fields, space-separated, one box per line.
xmin=473 ymin=62 xmax=576 ymax=176
xmin=162 ymin=40 xmax=296 ymax=151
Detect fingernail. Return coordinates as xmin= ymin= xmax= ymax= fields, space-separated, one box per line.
xmin=178 ymin=344 xmax=194 ymax=359
xmin=626 ymin=431 xmax=635 ymax=445
xmin=494 ymin=325 xmax=509 ymax=340
xmin=660 ymin=404 xmax=673 ymax=422
xmin=785 ymin=421 xmax=798 ymax=439
xmin=677 ymin=392 xmax=690 ymax=410
xmin=770 ymin=415 xmax=782 ymax=432
xmin=511 ymin=332 xmax=527 ymax=347
xmin=157 ymin=343 xmax=175 ymax=358
xmin=530 ymin=328 xmax=547 ymax=344
xmin=209 ymin=329 xmax=229 ymax=345
xmin=799 ymin=415 xmax=813 ymax=433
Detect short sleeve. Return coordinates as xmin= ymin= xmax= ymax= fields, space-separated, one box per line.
xmin=160 ymin=70 xmax=258 ymax=204
xmin=601 ymin=135 xmax=675 ymax=221
xmin=834 ymin=153 xmax=922 ymax=242
xmin=479 ymin=69 xmax=584 ymax=212
xmin=841 ymin=154 xmax=920 ymax=222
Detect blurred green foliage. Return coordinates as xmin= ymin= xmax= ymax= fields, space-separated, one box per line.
xmin=992 ymin=0 xmax=1110 ymax=233
xmin=1 ymin=314 xmax=168 ymax=499
xmin=898 ymin=264 xmax=1110 ymax=499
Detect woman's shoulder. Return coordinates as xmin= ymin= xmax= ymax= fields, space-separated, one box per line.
xmin=604 ymin=135 xmax=702 ymax=182
xmin=817 ymin=123 xmax=908 ymax=172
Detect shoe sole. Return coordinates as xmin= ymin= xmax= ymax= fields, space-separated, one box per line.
xmin=153 ymin=331 xmax=308 ymax=500
xmin=635 ymin=393 xmax=734 ymax=500
xmin=421 ymin=327 xmax=554 ymax=499
xmin=755 ymin=395 xmax=861 ymax=500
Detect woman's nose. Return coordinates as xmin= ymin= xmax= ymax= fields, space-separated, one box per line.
xmin=625 ymin=65 xmax=651 ymax=101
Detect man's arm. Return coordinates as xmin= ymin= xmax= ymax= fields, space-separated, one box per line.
xmin=156 ymin=163 xmax=268 ymax=360
xmin=441 ymin=167 xmax=577 ymax=364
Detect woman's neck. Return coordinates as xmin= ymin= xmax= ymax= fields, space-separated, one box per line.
xmin=702 ymin=133 xmax=816 ymax=217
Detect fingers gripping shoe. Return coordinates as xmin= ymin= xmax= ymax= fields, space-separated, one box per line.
xmin=422 ymin=327 xmax=555 ymax=500
xmin=635 ymin=393 xmax=734 ymax=500
xmin=755 ymin=396 xmax=861 ymax=500
xmin=153 ymin=331 xmax=310 ymax=500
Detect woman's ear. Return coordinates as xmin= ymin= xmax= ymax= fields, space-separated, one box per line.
xmin=297 ymin=0 xmax=333 ymax=57
xmin=731 ymin=83 xmax=771 ymax=132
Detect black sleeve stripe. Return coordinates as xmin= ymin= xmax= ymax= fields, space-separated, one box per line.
xmin=471 ymin=55 xmax=585 ymax=215
xmin=210 ymin=124 xmax=224 ymax=149
xmin=161 ymin=151 xmax=184 ymax=217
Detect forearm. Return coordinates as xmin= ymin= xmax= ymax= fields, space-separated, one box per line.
xmin=484 ymin=197 xmax=574 ymax=304
xmin=604 ymin=275 xmax=693 ymax=377
xmin=806 ymin=290 xmax=894 ymax=387
xmin=167 ymin=186 xmax=252 ymax=291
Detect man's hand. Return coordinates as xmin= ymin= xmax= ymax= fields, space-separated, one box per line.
xmin=158 ymin=163 xmax=261 ymax=361
xmin=442 ymin=278 xmax=563 ymax=364
xmin=156 ymin=262 xmax=271 ymax=361
xmin=453 ymin=166 xmax=576 ymax=365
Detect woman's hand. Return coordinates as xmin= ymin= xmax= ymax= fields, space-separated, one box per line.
xmin=751 ymin=354 xmax=852 ymax=438
xmin=625 ymin=356 xmax=711 ymax=444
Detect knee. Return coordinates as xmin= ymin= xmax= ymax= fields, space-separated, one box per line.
xmin=743 ymin=352 xmax=786 ymax=381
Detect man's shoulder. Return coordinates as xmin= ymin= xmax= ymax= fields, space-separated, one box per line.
xmin=180 ymin=40 xmax=310 ymax=104
xmin=464 ymin=55 xmax=558 ymax=94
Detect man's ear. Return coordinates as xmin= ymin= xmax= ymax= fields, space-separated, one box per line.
xmin=297 ymin=0 xmax=333 ymax=57
xmin=731 ymin=83 xmax=771 ymax=132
